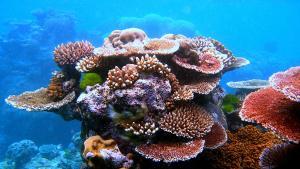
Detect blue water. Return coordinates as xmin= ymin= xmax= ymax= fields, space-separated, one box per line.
xmin=0 ymin=0 xmax=299 ymax=163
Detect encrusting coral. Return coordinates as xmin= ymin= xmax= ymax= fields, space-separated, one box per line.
xmin=240 ymin=66 xmax=300 ymax=143
xmin=6 ymin=27 xmax=253 ymax=168
xmin=201 ymin=125 xmax=282 ymax=169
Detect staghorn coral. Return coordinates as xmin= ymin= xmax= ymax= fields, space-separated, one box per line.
xmin=135 ymin=139 xmax=205 ymax=163
xmin=47 ymin=71 xmax=66 ymax=101
xmin=269 ymin=66 xmax=300 ymax=102
xmin=5 ymin=87 xmax=75 ymax=112
xmin=82 ymin=135 xmax=133 ymax=169
xmin=54 ymin=41 xmax=94 ymax=67
xmin=107 ymin=64 xmax=139 ymax=90
xmin=240 ymin=87 xmax=300 ymax=143
xmin=76 ymin=54 xmax=103 ymax=72
xmin=202 ymin=125 xmax=282 ymax=169
xmin=159 ymin=104 xmax=214 ymax=139
xmin=259 ymin=143 xmax=300 ymax=169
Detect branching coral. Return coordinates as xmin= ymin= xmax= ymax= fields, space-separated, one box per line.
xmin=76 ymin=54 xmax=103 ymax=72
xmin=202 ymin=125 xmax=282 ymax=169
xmin=269 ymin=66 xmax=300 ymax=102
xmin=159 ymin=104 xmax=214 ymax=139
xmin=107 ymin=64 xmax=139 ymax=90
xmin=135 ymin=139 xmax=205 ymax=163
xmin=124 ymin=121 xmax=159 ymax=136
xmin=54 ymin=41 xmax=94 ymax=67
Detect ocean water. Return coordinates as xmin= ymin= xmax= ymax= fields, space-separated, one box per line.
xmin=0 ymin=0 xmax=299 ymax=168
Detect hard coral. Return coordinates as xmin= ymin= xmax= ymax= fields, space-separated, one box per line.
xmin=107 ymin=64 xmax=139 ymax=90
xmin=54 ymin=41 xmax=94 ymax=67
xmin=269 ymin=66 xmax=300 ymax=102
xmin=76 ymin=54 xmax=103 ymax=72
xmin=83 ymin=135 xmax=133 ymax=169
xmin=143 ymin=38 xmax=180 ymax=55
xmin=259 ymin=143 xmax=300 ymax=169
xmin=202 ymin=125 xmax=281 ymax=169
xmin=5 ymin=87 xmax=75 ymax=112
xmin=135 ymin=139 xmax=205 ymax=163
xmin=47 ymin=71 xmax=66 ymax=101
xmin=159 ymin=104 xmax=214 ymax=139
xmin=203 ymin=122 xmax=227 ymax=149
xmin=240 ymin=87 xmax=300 ymax=143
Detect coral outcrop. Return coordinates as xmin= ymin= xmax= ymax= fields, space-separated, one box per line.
xmin=6 ymin=28 xmax=251 ymax=168
xmin=240 ymin=66 xmax=300 ymax=143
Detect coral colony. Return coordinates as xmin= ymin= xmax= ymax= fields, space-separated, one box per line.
xmin=5 ymin=28 xmax=299 ymax=168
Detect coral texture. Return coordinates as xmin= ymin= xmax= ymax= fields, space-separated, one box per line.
xmin=240 ymin=87 xmax=300 ymax=143
xmin=135 ymin=139 xmax=205 ymax=163
xmin=159 ymin=104 xmax=214 ymax=139
xmin=54 ymin=41 xmax=94 ymax=67
xmin=203 ymin=122 xmax=227 ymax=149
xmin=5 ymin=88 xmax=75 ymax=112
xmin=47 ymin=71 xmax=66 ymax=101
xmin=202 ymin=125 xmax=281 ymax=169
xmin=269 ymin=66 xmax=300 ymax=102
xmin=76 ymin=54 xmax=103 ymax=72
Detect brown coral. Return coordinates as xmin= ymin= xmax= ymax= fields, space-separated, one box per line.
xmin=240 ymin=87 xmax=300 ymax=143
xmin=182 ymin=74 xmax=221 ymax=95
xmin=143 ymin=38 xmax=180 ymax=55
xmin=54 ymin=41 xmax=94 ymax=67
xmin=269 ymin=66 xmax=300 ymax=102
xmin=82 ymin=135 xmax=117 ymax=167
xmin=47 ymin=72 xmax=65 ymax=101
xmin=202 ymin=125 xmax=282 ymax=169
xmin=5 ymin=88 xmax=75 ymax=112
xmin=135 ymin=139 xmax=205 ymax=162
xmin=107 ymin=64 xmax=139 ymax=90
xmin=75 ymin=54 xmax=103 ymax=72
xmin=159 ymin=104 xmax=214 ymax=139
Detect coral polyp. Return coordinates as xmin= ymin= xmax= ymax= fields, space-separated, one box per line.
xmin=6 ymin=28 xmax=253 ymax=168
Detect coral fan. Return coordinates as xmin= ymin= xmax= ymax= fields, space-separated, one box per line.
xmin=159 ymin=104 xmax=214 ymax=139
xmin=269 ymin=66 xmax=300 ymax=102
xmin=202 ymin=125 xmax=282 ymax=169
xmin=5 ymin=28 xmax=251 ymax=168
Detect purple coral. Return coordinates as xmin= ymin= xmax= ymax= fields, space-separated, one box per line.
xmin=114 ymin=75 xmax=172 ymax=111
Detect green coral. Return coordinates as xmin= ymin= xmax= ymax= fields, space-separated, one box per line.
xmin=222 ymin=94 xmax=240 ymax=114
xmin=79 ymin=73 xmax=103 ymax=91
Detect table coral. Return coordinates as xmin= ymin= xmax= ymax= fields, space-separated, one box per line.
xmin=240 ymin=67 xmax=300 ymax=143
xmin=202 ymin=125 xmax=282 ymax=169
xmin=269 ymin=66 xmax=300 ymax=102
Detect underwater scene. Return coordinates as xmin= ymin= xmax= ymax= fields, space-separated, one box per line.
xmin=0 ymin=0 xmax=299 ymax=168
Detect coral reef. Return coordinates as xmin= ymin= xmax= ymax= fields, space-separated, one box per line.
xmin=240 ymin=66 xmax=300 ymax=143
xmin=5 ymin=28 xmax=251 ymax=168
xmin=201 ymin=125 xmax=282 ymax=169
xmin=259 ymin=143 xmax=300 ymax=169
